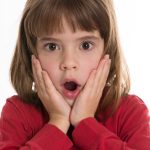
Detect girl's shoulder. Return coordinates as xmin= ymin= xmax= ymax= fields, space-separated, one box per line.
xmin=101 ymin=94 xmax=149 ymax=120
xmin=100 ymin=94 xmax=149 ymax=136
xmin=1 ymin=95 xmax=47 ymax=129
xmin=0 ymin=96 xmax=49 ymax=144
xmin=2 ymin=95 xmax=38 ymax=113
xmin=114 ymin=94 xmax=149 ymax=122
xmin=119 ymin=94 xmax=148 ymax=111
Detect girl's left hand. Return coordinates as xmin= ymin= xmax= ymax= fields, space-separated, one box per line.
xmin=70 ymin=55 xmax=111 ymax=126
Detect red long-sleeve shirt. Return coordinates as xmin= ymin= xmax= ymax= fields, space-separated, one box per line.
xmin=0 ymin=95 xmax=150 ymax=149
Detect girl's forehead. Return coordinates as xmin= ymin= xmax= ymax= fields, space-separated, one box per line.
xmin=38 ymin=30 xmax=101 ymax=40
xmin=36 ymin=16 xmax=98 ymax=37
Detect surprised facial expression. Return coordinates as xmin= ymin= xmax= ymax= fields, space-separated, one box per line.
xmin=36 ymin=18 xmax=104 ymax=106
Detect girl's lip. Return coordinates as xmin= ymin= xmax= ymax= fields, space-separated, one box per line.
xmin=62 ymin=86 xmax=81 ymax=100
xmin=61 ymin=78 xmax=81 ymax=100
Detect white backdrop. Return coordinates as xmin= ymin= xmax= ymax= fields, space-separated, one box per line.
xmin=0 ymin=0 xmax=150 ymax=113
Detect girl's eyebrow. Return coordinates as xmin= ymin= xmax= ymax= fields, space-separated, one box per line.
xmin=77 ymin=35 xmax=100 ymax=41
xmin=37 ymin=35 xmax=100 ymax=42
xmin=37 ymin=37 xmax=61 ymax=42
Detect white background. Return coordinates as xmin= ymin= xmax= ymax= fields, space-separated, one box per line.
xmin=0 ymin=0 xmax=150 ymax=113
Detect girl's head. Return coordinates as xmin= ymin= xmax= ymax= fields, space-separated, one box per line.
xmin=10 ymin=0 xmax=130 ymax=114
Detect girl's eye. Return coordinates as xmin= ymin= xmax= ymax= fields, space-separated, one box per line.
xmin=80 ymin=41 xmax=93 ymax=50
xmin=45 ymin=43 xmax=59 ymax=51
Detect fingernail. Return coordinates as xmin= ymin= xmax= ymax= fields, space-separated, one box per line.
xmin=32 ymin=55 xmax=37 ymax=64
xmin=104 ymin=54 xmax=109 ymax=59
xmin=31 ymin=55 xmax=34 ymax=62
xmin=32 ymin=55 xmax=35 ymax=61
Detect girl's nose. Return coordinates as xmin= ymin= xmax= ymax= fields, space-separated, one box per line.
xmin=60 ymin=52 xmax=78 ymax=71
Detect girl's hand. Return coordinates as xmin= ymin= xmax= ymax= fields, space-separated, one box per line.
xmin=70 ymin=55 xmax=111 ymax=126
xmin=32 ymin=55 xmax=71 ymax=133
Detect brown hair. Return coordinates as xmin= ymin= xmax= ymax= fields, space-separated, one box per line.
xmin=10 ymin=0 xmax=130 ymax=116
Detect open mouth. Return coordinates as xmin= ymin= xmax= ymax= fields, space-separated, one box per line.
xmin=64 ymin=81 xmax=78 ymax=91
xmin=62 ymin=80 xmax=81 ymax=99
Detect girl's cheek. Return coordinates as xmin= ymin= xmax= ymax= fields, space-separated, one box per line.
xmin=83 ymin=61 xmax=99 ymax=81
xmin=38 ymin=54 xmax=53 ymax=70
xmin=90 ymin=57 xmax=101 ymax=70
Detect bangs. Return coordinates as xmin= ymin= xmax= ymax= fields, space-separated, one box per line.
xmin=24 ymin=0 xmax=109 ymax=38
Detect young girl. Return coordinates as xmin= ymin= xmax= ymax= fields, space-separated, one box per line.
xmin=0 ymin=0 xmax=150 ymax=149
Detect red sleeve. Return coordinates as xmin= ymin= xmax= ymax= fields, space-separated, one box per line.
xmin=72 ymin=96 xmax=150 ymax=150
xmin=0 ymin=98 xmax=73 ymax=150
xmin=24 ymin=124 xmax=73 ymax=149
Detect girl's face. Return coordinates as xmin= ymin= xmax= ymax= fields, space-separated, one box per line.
xmin=36 ymin=18 xmax=104 ymax=106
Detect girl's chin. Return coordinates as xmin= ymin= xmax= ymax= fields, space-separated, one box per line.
xmin=62 ymin=88 xmax=80 ymax=100
xmin=65 ymin=98 xmax=75 ymax=107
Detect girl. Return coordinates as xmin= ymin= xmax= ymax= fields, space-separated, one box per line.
xmin=0 ymin=0 xmax=150 ymax=149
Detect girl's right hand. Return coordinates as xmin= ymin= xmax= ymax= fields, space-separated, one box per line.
xmin=32 ymin=55 xmax=71 ymax=133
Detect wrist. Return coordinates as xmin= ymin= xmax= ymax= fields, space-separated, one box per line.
xmin=71 ymin=115 xmax=94 ymax=127
xmin=49 ymin=117 xmax=70 ymax=134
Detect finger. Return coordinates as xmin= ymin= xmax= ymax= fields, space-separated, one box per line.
xmin=42 ymin=71 xmax=64 ymax=101
xmin=32 ymin=55 xmax=46 ymax=94
xmin=95 ymin=54 xmax=109 ymax=79
xmin=99 ymin=58 xmax=111 ymax=86
xmin=83 ymin=55 xmax=110 ymax=94
xmin=42 ymin=70 xmax=57 ymax=96
xmin=79 ymin=56 xmax=107 ymax=94
xmin=80 ymin=69 xmax=97 ymax=96
xmin=42 ymin=70 xmax=70 ymax=109
xmin=96 ymin=57 xmax=111 ymax=94
xmin=87 ymin=55 xmax=111 ymax=100
xmin=32 ymin=55 xmax=38 ymax=84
